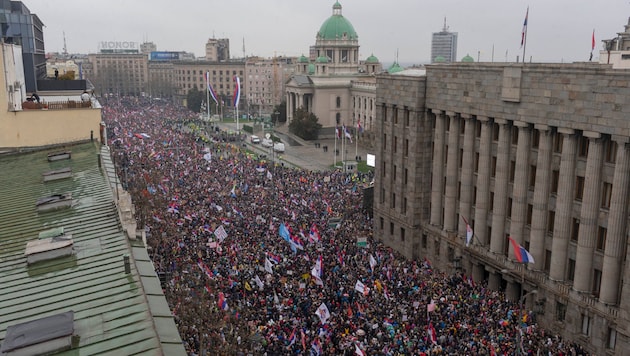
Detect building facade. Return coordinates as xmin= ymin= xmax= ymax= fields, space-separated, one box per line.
xmin=0 ymin=0 xmax=45 ymax=93
xmin=245 ymin=56 xmax=296 ymax=117
xmin=374 ymin=63 xmax=630 ymax=355
xmin=205 ymin=38 xmax=230 ymax=62
xmin=431 ymin=19 xmax=457 ymax=63
xmin=285 ymin=1 xmax=381 ymax=135
xmin=85 ymin=52 xmax=148 ymax=96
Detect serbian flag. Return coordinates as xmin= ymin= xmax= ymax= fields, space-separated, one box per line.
xmin=217 ymin=291 xmax=229 ymax=310
xmin=462 ymin=216 xmax=473 ymax=247
xmin=335 ymin=126 xmax=341 ymax=139
xmin=309 ymin=224 xmax=320 ymax=243
xmin=357 ymin=119 xmax=363 ymax=133
xmin=520 ymin=6 xmax=529 ymax=48
xmin=508 ymin=236 xmax=535 ymax=263
xmin=205 ymin=71 xmax=219 ymax=105
xmin=287 ymin=328 xmax=296 ymax=347
xmin=311 ymin=339 xmax=323 ymax=356
xmin=233 ymin=76 xmax=241 ymax=107
xmin=428 ymin=322 xmax=438 ymax=344
xmin=355 ymin=343 xmax=366 ymax=356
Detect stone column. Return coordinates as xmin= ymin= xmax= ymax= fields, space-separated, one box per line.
xmin=444 ymin=113 xmax=460 ymax=232
xmin=430 ymin=112 xmax=446 ymax=226
xmin=472 ymin=263 xmax=485 ymax=283
xmin=459 ymin=115 xmax=475 ymax=239
xmin=529 ymin=125 xmax=552 ymax=270
xmin=600 ymin=138 xmax=630 ymax=304
xmin=574 ymin=133 xmax=603 ymax=293
xmin=509 ymin=121 xmax=531 ymax=255
xmin=488 ymin=271 xmax=502 ymax=291
xmin=474 ymin=117 xmax=492 ymax=246
xmin=549 ymin=129 xmax=577 ymax=281
xmin=490 ymin=119 xmax=511 ymax=254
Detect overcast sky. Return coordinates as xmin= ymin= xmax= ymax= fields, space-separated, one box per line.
xmin=25 ymin=0 xmax=630 ymax=65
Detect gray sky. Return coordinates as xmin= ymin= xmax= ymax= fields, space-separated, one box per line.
xmin=25 ymin=0 xmax=630 ymax=64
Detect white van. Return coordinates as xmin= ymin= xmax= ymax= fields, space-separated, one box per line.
xmin=250 ymin=135 xmax=261 ymax=144
xmin=273 ymin=142 xmax=285 ymax=153
xmin=261 ymin=138 xmax=273 ymax=148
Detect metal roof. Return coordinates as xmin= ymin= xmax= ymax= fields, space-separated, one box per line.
xmin=0 ymin=142 xmax=185 ymax=355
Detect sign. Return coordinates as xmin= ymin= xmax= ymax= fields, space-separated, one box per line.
xmin=357 ymin=237 xmax=367 ymax=247
xmin=150 ymin=51 xmax=181 ymax=61
xmin=99 ymin=41 xmax=138 ymax=50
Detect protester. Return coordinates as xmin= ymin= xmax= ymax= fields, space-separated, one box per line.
xmin=103 ymin=96 xmax=589 ymax=356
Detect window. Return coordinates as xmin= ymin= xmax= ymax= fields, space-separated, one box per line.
xmin=571 ymin=219 xmax=580 ymax=242
xmin=509 ymin=161 xmax=516 ymax=182
xmin=597 ymin=226 xmax=607 ymax=251
xmin=575 ymin=176 xmax=585 ymax=201
xmin=527 ymin=204 xmax=533 ymax=225
xmin=393 ymin=165 xmax=397 ymax=181
xmin=545 ymin=250 xmax=551 ymax=273
xmin=601 ymin=182 xmax=612 ymax=209
xmin=548 ymin=211 xmax=555 ymax=235
xmin=383 ymin=134 xmax=387 ymax=151
xmin=459 ymin=149 xmax=463 ymax=168
xmin=475 ymin=121 xmax=482 ymax=138
xmin=336 ymin=96 xmax=341 ymax=108
xmin=491 ymin=157 xmax=497 ymax=177
xmin=592 ymin=269 xmax=602 ymax=298
xmin=489 ymin=192 xmax=494 ymax=211
xmin=404 ymin=107 xmax=410 ymax=126
xmin=382 ymin=161 xmax=386 ymax=177
xmin=581 ymin=314 xmax=591 ymax=335
xmin=400 ymin=227 xmax=406 ymax=242
xmin=379 ymin=217 xmax=384 ymax=230
xmin=403 ymin=197 xmax=407 ymax=215
xmin=532 ymin=129 xmax=540 ymax=148
xmin=390 ymin=222 xmax=394 ymax=236
xmin=391 ymin=193 xmax=396 ymax=209
xmin=567 ymin=258 xmax=576 ymax=282
xmin=493 ymin=123 xmax=500 ymax=141
xmin=578 ymin=136 xmax=589 ymax=157
xmin=422 ymin=233 xmax=428 ymax=248
xmin=380 ymin=188 xmax=385 ymax=203
xmin=474 ymin=153 xmax=480 ymax=173
xmin=404 ymin=168 xmax=408 ymax=185
xmin=553 ymin=133 xmax=563 ymax=153
xmin=393 ymin=106 xmax=398 ymax=124
xmin=512 ymin=126 xmax=519 ymax=145
xmin=473 ymin=187 xmax=477 ymax=205
xmin=383 ymin=105 xmax=387 ymax=122
xmin=404 ymin=139 xmax=409 ymax=157
xmin=394 ymin=136 xmax=398 ymax=153
xmin=529 ymin=165 xmax=537 ymax=188
xmin=556 ymin=301 xmax=567 ymax=321
xmin=434 ymin=239 xmax=440 ymax=256
xmin=551 ymin=170 xmax=559 ymax=194
xmin=507 ymin=198 xmax=513 ymax=218
xmin=608 ymin=328 xmax=617 ymax=350
xmin=605 ymin=140 xmax=617 ymax=163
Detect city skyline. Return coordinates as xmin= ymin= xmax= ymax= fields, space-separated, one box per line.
xmin=26 ymin=0 xmax=630 ymax=64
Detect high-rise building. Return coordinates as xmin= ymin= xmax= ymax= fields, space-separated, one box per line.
xmin=0 ymin=0 xmax=45 ymax=92
xmin=205 ymin=38 xmax=230 ymax=62
xmin=373 ymin=61 xmax=630 ymax=355
xmin=431 ymin=18 xmax=457 ymax=63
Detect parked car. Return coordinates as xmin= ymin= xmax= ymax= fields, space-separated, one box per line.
xmin=261 ymin=138 xmax=273 ymax=148
xmin=273 ymin=142 xmax=285 ymax=153
xmin=250 ymin=135 xmax=261 ymax=144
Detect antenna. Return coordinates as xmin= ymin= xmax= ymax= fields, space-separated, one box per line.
xmin=62 ymin=31 xmax=68 ymax=56
xmin=242 ymin=37 xmax=246 ymax=58
xmin=443 ymin=17 xmax=448 ymax=32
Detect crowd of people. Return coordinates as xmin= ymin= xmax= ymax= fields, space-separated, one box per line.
xmin=102 ymin=96 xmax=590 ymax=355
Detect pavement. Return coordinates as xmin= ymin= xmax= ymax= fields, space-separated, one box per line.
xmin=214 ymin=121 xmax=370 ymax=172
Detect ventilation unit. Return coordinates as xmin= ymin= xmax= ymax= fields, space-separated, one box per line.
xmin=36 ymin=193 xmax=73 ymax=212
xmin=42 ymin=167 xmax=72 ymax=182
xmin=0 ymin=311 xmax=75 ymax=355
xmin=47 ymin=151 xmax=72 ymax=162
xmin=25 ymin=227 xmax=74 ymax=264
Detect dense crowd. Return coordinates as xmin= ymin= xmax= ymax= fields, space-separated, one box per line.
xmin=103 ymin=96 xmax=590 ymax=355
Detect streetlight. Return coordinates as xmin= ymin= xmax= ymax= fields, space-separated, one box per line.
xmin=516 ymin=289 xmax=538 ymax=355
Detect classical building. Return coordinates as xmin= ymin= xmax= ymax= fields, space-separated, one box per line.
xmin=373 ymin=62 xmax=630 ymax=355
xmin=285 ymin=1 xmax=382 ymax=135
xmin=431 ymin=18 xmax=458 ymax=63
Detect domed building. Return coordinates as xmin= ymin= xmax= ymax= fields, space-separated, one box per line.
xmin=286 ymin=1 xmax=382 ymax=139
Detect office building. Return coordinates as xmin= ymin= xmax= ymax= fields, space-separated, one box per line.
xmin=431 ymin=19 xmax=457 ymax=63
xmin=205 ymin=38 xmax=230 ymax=62
xmin=373 ymin=62 xmax=630 ymax=355
xmin=245 ymin=56 xmax=296 ymax=116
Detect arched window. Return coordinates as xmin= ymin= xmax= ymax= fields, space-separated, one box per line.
xmin=336 ymin=96 xmax=341 ymax=108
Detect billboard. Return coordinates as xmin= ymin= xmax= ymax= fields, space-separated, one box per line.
xmin=150 ymin=51 xmax=181 ymax=61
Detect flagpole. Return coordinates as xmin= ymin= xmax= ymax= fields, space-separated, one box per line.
xmin=521 ymin=6 xmax=529 ymax=63
xmin=334 ymin=127 xmax=337 ymax=167
xmin=355 ymin=127 xmax=358 ymax=161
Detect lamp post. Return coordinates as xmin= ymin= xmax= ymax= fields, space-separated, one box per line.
xmin=516 ymin=289 xmax=538 ymax=355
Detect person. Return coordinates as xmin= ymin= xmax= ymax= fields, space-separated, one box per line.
xmin=30 ymin=92 xmax=40 ymax=103
xmin=81 ymin=91 xmax=90 ymax=102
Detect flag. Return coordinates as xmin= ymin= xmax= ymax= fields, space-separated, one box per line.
xmin=311 ymin=255 xmax=323 ymax=286
xmin=335 ymin=126 xmax=341 ymax=139
xmin=267 ymin=169 xmax=273 ymax=180
xmin=462 ymin=216 xmax=473 ymax=247
xmin=590 ymin=29 xmax=595 ymax=61
xmin=508 ymin=236 xmax=535 ymax=263
xmin=287 ymin=328 xmax=296 ymax=347
xmin=267 ymin=252 xmax=282 ymax=264
xmin=369 ymin=254 xmax=377 ymax=272
xmin=315 ymin=302 xmax=331 ymax=324
xmin=355 ymin=343 xmax=366 ymax=356
xmin=311 ymin=339 xmax=323 ymax=356
xmin=205 ymin=71 xmax=219 ymax=105
xmin=309 ymin=224 xmax=320 ymax=243
xmin=244 ymin=281 xmax=252 ymax=291
xmin=230 ymin=183 xmax=237 ymax=198
xmin=253 ymin=274 xmax=264 ymax=289
xmin=354 ymin=280 xmax=369 ymax=295
xmin=218 ymin=291 xmax=229 ymax=310
xmin=344 ymin=125 xmax=353 ymax=143
xmin=265 ymin=257 xmax=274 ymax=274
xmin=521 ymin=6 xmax=529 ymax=48
xmin=428 ymin=322 xmax=437 ymax=344
xmin=214 ymin=225 xmax=228 ymax=242
xmin=357 ymin=119 xmax=363 ymax=133
xmin=233 ymin=76 xmax=241 ymax=107
xmin=279 ymin=223 xmax=291 ymax=242
xmin=427 ymin=299 xmax=437 ymax=313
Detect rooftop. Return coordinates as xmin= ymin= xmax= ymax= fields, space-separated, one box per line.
xmin=0 ymin=142 xmax=184 ymax=355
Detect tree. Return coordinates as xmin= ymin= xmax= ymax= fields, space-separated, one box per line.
xmin=187 ymin=86 xmax=204 ymax=112
xmin=272 ymin=102 xmax=287 ymax=123
xmin=288 ymin=107 xmax=322 ymax=140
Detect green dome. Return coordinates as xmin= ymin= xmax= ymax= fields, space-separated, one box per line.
xmin=365 ymin=54 xmax=379 ymax=63
xmin=434 ymin=55 xmax=446 ymax=63
xmin=316 ymin=56 xmax=329 ymax=63
xmin=388 ymin=62 xmax=403 ymax=74
xmin=461 ymin=54 xmax=474 ymax=62
xmin=317 ymin=2 xmax=358 ymax=40
xmin=308 ymin=63 xmax=315 ymax=74
xmin=299 ymin=54 xmax=309 ymax=63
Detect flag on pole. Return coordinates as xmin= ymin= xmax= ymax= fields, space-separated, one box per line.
xmin=311 ymin=339 xmax=323 ymax=356
xmin=354 ymin=280 xmax=369 ymax=295
xmin=355 ymin=343 xmax=366 ymax=356
xmin=218 ymin=291 xmax=229 ymax=310
xmin=335 ymin=126 xmax=341 ymax=139
xmin=233 ymin=76 xmax=241 ymax=107
xmin=205 ymin=71 xmax=219 ymax=105
xmin=357 ymin=119 xmax=363 ymax=133
xmin=462 ymin=216 xmax=473 ymax=247
xmin=521 ymin=6 xmax=529 ymax=48
xmin=315 ymin=302 xmax=331 ymax=324
xmin=508 ymin=236 xmax=535 ymax=263
xmin=428 ymin=322 xmax=438 ymax=344
xmin=265 ymin=257 xmax=274 ymax=274
xmin=369 ymin=254 xmax=377 ymax=272
xmin=311 ymin=255 xmax=324 ymax=286
xmin=590 ymin=29 xmax=595 ymax=61
xmin=253 ymin=274 xmax=264 ymax=289
xmin=287 ymin=328 xmax=297 ymax=347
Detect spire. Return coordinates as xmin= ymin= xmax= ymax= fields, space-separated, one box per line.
xmin=443 ymin=17 xmax=449 ymax=32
